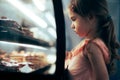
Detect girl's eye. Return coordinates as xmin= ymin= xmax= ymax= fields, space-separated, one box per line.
xmin=71 ymin=17 xmax=76 ymax=21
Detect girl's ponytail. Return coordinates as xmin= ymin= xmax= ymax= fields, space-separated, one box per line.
xmin=98 ymin=14 xmax=120 ymax=74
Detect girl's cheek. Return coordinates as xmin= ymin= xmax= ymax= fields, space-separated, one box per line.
xmin=77 ymin=27 xmax=88 ymax=37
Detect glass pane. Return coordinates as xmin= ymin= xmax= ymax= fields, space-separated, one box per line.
xmin=0 ymin=0 xmax=56 ymax=74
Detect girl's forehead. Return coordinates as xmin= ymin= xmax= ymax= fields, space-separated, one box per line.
xmin=68 ymin=9 xmax=77 ymax=17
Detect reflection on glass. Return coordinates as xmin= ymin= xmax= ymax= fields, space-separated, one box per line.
xmin=0 ymin=0 xmax=56 ymax=74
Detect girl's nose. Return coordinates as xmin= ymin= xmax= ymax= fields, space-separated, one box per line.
xmin=71 ymin=23 xmax=75 ymax=29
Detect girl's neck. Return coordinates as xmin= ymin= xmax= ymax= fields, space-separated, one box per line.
xmin=85 ymin=28 xmax=98 ymax=40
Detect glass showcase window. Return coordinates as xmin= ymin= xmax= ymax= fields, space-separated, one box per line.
xmin=0 ymin=0 xmax=56 ymax=74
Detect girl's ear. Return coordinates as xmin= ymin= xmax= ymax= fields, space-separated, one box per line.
xmin=87 ymin=14 xmax=96 ymax=25
xmin=88 ymin=14 xmax=95 ymax=20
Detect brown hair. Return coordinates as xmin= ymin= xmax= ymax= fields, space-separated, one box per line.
xmin=69 ymin=0 xmax=120 ymax=74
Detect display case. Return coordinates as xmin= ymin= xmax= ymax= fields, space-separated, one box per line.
xmin=0 ymin=0 xmax=65 ymax=80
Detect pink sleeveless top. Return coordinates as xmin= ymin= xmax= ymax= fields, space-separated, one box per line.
xmin=65 ymin=38 xmax=110 ymax=80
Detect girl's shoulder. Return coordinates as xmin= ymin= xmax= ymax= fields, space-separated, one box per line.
xmin=73 ymin=38 xmax=106 ymax=51
xmin=84 ymin=38 xmax=110 ymax=64
xmin=85 ymin=38 xmax=107 ymax=49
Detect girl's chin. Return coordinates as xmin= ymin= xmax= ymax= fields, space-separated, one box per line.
xmin=77 ymin=33 xmax=86 ymax=38
xmin=74 ymin=31 xmax=86 ymax=37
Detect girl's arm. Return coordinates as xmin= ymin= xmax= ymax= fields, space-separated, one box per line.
xmin=86 ymin=42 xmax=109 ymax=80
xmin=65 ymin=51 xmax=72 ymax=60
xmin=65 ymin=51 xmax=72 ymax=69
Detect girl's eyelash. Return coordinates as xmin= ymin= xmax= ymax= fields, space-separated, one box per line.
xmin=71 ymin=18 xmax=76 ymax=21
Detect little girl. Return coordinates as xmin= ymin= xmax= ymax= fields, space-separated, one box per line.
xmin=65 ymin=0 xmax=120 ymax=80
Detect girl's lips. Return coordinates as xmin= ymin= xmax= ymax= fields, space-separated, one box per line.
xmin=74 ymin=30 xmax=77 ymax=33
xmin=72 ymin=29 xmax=77 ymax=34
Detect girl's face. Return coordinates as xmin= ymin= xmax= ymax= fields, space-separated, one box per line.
xmin=68 ymin=9 xmax=97 ymax=38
